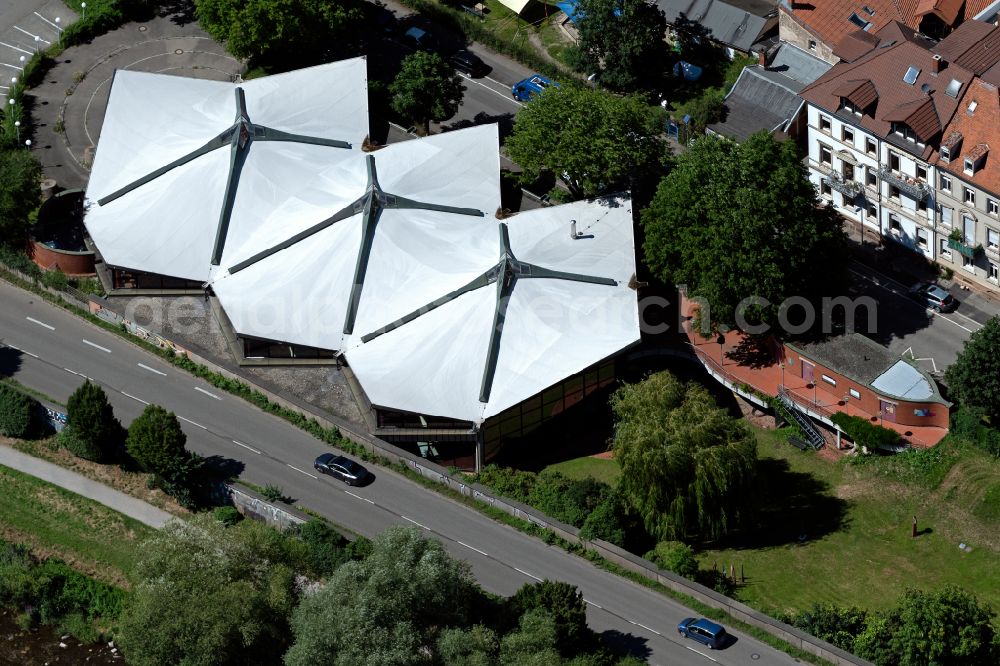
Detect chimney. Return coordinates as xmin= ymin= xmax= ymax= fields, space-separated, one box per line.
xmin=758 ymin=50 xmax=767 ymax=67
xmin=931 ymin=54 xmax=945 ymax=73
xmin=570 ymin=220 xmax=578 ymax=239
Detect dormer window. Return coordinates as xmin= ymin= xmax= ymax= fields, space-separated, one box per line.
xmin=941 ymin=146 xmax=951 ymax=162
xmin=891 ymin=122 xmax=920 ymax=144
xmin=964 ymin=144 xmax=989 ymax=176
xmin=841 ymin=98 xmax=863 ymax=116
xmin=965 ymin=158 xmax=975 ymax=175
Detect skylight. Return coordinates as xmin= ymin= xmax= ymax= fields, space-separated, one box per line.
xmin=863 ymin=5 xmax=876 ymax=15
xmin=849 ymin=12 xmax=872 ymax=30
xmin=968 ymin=100 xmax=978 ymax=114
xmin=903 ymin=66 xmax=920 ymax=85
xmin=945 ymin=79 xmax=962 ymax=98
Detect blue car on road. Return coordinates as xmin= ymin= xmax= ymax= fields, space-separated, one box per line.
xmin=512 ymin=74 xmax=558 ymax=101
xmin=678 ymin=617 xmax=728 ymax=649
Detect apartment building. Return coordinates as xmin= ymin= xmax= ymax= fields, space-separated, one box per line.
xmin=799 ymin=18 xmax=1000 ymax=292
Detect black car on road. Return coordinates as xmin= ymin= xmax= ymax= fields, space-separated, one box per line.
xmin=451 ymin=50 xmax=489 ymax=77
xmin=314 ymin=453 xmax=371 ymax=486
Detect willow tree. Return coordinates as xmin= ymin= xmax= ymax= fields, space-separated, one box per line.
xmin=611 ymin=371 xmax=757 ymax=541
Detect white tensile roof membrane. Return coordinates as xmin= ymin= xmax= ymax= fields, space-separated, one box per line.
xmin=84 ymin=58 xmax=370 ymax=282
xmin=84 ymin=59 xmax=640 ymax=424
xmin=211 ymin=124 xmax=503 ymax=353
xmin=344 ymin=197 xmax=640 ymax=423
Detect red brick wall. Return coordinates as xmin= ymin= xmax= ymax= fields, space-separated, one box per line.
xmin=790 ymin=352 xmax=949 ymax=429
xmin=29 ymin=241 xmax=95 ymax=276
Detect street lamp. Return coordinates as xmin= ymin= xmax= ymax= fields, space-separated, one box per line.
xmin=18 ymin=56 xmax=25 ymax=70
xmin=54 ymin=17 xmax=61 ymax=32
xmin=13 ymin=121 xmax=20 ymax=143
xmin=34 ymin=35 xmax=40 ymax=53
xmin=24 ymin=139 xmax=31 ymax=150
xmin=81 ymin=3 xmax=86 ymax=19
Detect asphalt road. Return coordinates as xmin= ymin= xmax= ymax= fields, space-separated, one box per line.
xmin=847 ymin=262 xmax=995 ymax=378
xmin=0 ymin=279 xmax=800 ymax=666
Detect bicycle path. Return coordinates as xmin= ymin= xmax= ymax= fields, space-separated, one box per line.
xmin=0 ymin=444 xmax=175 ymax=528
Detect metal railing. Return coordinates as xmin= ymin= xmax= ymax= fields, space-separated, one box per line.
xmin=877 ymin=167 xmax=931 ymax=201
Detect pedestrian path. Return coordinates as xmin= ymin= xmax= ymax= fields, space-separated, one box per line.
xmin=0 ymin=445 xmax=174 ymax=528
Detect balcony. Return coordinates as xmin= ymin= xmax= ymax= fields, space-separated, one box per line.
xmin=822 ymin=172 xmax=863 ymax=198
xmin=947 ymin=235 xmax=983 ymax=258
xmin=878 ymin=167 xmax=931 ymax=201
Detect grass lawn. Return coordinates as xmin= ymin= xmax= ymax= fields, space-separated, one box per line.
xmin=544 ymin=455 xmax=621 ymax=486
xmin=701 ymin=428 xmax=1000 ymax=616
xmin=0 ymin=462 xmax=154 ymax=587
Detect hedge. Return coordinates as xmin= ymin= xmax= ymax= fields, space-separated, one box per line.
xmin=831 ymin=412 xmax=903 ymax=451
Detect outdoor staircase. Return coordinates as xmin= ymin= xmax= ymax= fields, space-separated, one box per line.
xmin=776 ymin=389 xmax=825 ymax=449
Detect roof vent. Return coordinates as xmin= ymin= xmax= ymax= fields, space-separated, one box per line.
xmin=945 ymin=78 xmax=962 ymax=98
xmin=921 ymin=83 xmax=931 ymax=93
xmin=903 ymin=66 xmax=920 ymax=84
xmin=968 ymin=100 xmax=978 ymax=114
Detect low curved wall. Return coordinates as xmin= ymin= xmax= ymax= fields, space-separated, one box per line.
xmin=29 ymin=189 xmax=95 ymax=275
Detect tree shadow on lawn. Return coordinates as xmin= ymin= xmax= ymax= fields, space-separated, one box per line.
xmin=712 ymin=457 xmax=850 ymax=550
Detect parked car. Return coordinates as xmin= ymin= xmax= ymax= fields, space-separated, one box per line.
xmin=909 ymin=281 xmax=958 ymax=312
xmin=402 ymin=26 xmax=439 ymax=52
xmin=451 ymin=49 xmax=489 ymax=77
xmin=512 ymin=74 xmax=558 ymax=101
xmin=677 ymin=617 xmax=728 ymax=649
xmin=314 ymin=453 xmax=371 ymax=486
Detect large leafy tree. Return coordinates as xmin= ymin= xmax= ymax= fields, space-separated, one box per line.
xmin=0 ymin=149 xmax=41 ymax=247
xmin=284 ymin=526 xmax=476 ymax=665
xmin=505 ymin=86 xmax=668 ymax=200
xmin=117 ymin=517 xmax=302 ymax=666
xmin=642 ymin=131 xmax=848 ymax=333
xmin=390 ymin=51 xmax=465 ymax=136
xmin=571 ymin=0 xmax=669 ymax=93
xmin=611 ymin=371 xmax=757 ymax=541
xmin=507 ymin=581 xmax=592 ymax=656
xmin=194 ymin=0 xmax=363 ymax=65
xmin=945 ymin=316 xmax=1000 ymax=422
xmin=855 ymin=586 xmax=998 ymax=666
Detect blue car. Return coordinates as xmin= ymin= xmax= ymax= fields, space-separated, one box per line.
xmin=512 ymin=74 xmax=558 ymax=101
xmin=678 ymin=617 xmax=727 ymax=649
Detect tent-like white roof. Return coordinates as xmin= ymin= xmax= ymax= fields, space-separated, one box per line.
xmin=345 ymin=196 xmax=640 ymax=423
xmin=84 ymin=58 xmax=370 ymax=283
xmin=211 ymin=124 xmax=503 ymax=353
xmin=498 ymin=0 xmax=533 ymax=14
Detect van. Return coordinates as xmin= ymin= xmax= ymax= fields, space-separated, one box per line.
xmin=512 ymin=74 xmax=558 ymax=101
xmin=677 ymin=617 xmax=728 ymax=649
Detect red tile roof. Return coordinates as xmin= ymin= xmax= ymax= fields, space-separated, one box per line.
xmin=832 ymin=78 xmax=880 ymax=107
xmin=834 ymin=29 xmax=882 ymax=62
xmin=934 ymin=20 xmax=1000 ymax=74
xmin=801 ymin=22 xmax=976 ymax=159
xmin=916 ymin=0 xmax=964 ymax=24
xmin=782 ymin=1 xmax=919 ymax=49
xmin=934 ymin=77 xmax=1000 ymax=196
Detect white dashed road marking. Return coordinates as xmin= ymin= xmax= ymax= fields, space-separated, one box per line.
xmin=346 ymin=490 xmax=375 ymax=504
xmin=402 ymin=516 xmax=429 ymax=530
xmin=287 ymin=464 xmax=318 ymax=480
xmin=178 ymin=416 xmax=207 ymax=430
xmin=232 ymin=440 xmax=261 ymax=455
xmin=26 ymin=317 xmax=54 ymax=330
xmin=683 ymin=645 xmax=719 ymax=663
xmin=194 ymin=386 xmax=222 ymax=400
xmin=513 ymin=567 xmax=543 ymax=582
xmin=121 ymin=391 xmax=149 ymax=405
xmin=456 ymin=541 xmax=489 ymax=557
xmin=5 ymin=344 xmax=38 ymax=358
xmin=82 ymin=339 xmax=112 ymax=353
xmin=137 ymin=363 xmax=166 ymax=376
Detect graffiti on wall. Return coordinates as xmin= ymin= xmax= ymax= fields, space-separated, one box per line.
xmin=89 ymin=302 xmax=186 ymax=356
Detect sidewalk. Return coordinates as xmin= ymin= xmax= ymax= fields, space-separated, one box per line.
xmin=0 ymin=445 xmax=174 ymax=528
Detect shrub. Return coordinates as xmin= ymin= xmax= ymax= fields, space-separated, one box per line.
xmin=644 ymin=541 xmax=698 ymax=579
xmin=126 ymin=404 xmax=189 ymax=478
xmin=0 ymin=384 xmax=40 ymax=438
xmin=507 ymin=581 xmax=594 ymax=656
xmin=579 ymin=489 xmax=629 ymax=548
xmin=950 ymin=407 xmax=1000 ymax=457
xmin=831 ymin=412 xmax=903 ymax=451
xmin=789 ymin=603 xmax=868 ymax=653
xmin=59 ymin=427 xmax=104 ymax=461
xmin=212 ymin=506 xmax=242 ymax=526
xmin=474 ymin=464 xmax=536 ymax=504
xmin=297 ymin=519 xmax=350 ymax=576
xmin=527 ymin=471 xmax=608 ymax=527
xmin=41 ymin=268 xmax=69 ymax=291
xmin=260 ymin=484 xmax=285 ymax=502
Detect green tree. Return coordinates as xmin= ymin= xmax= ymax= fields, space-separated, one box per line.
xmin=437 ymin=624 xmax=500 ymax=666
xmin=507 ymin=581 xmax=592 ymax=656
xmin=505 ymin=86 xmax=668 ymax=200
xmin=645 ymin=541 xmax=698 ymax=579
xmin=285 ymin=526 xmax=476 ymax=665
xmin=0 ymin=149 xmax=41 ymax=246
xmin=125 ymin=404 xmax=191 ymax=480
xmin=856 ymin=586 xmax=999 ymax=666
xmin=0 ymin=384 xmax=40 ymax=438
xmin=390 ymin=51 xmax=465 ymax=135
xmin=63 ymin=381 xmax=122 ymax=462
xmin=641 ymin=132 xmax=848 ymax=332
xmin=579 ymin=487 xmax=629 ymax=547
xmin=499 ymin=609 xmax=563 ymax=666
xmin=194 ymin=0 xmax=364 ymax=66
xmin=117 ymin=517 xmax=302 ymax=666
xmin=945 ymin=316 xmax=1000 ymax=422
xmin=611 ymin=371 xmax=758 ymax=541
xmin=571 ymin=0 xmax=669 ymax=93
xmin=790 ymin=603 xmax=868 ymax=653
